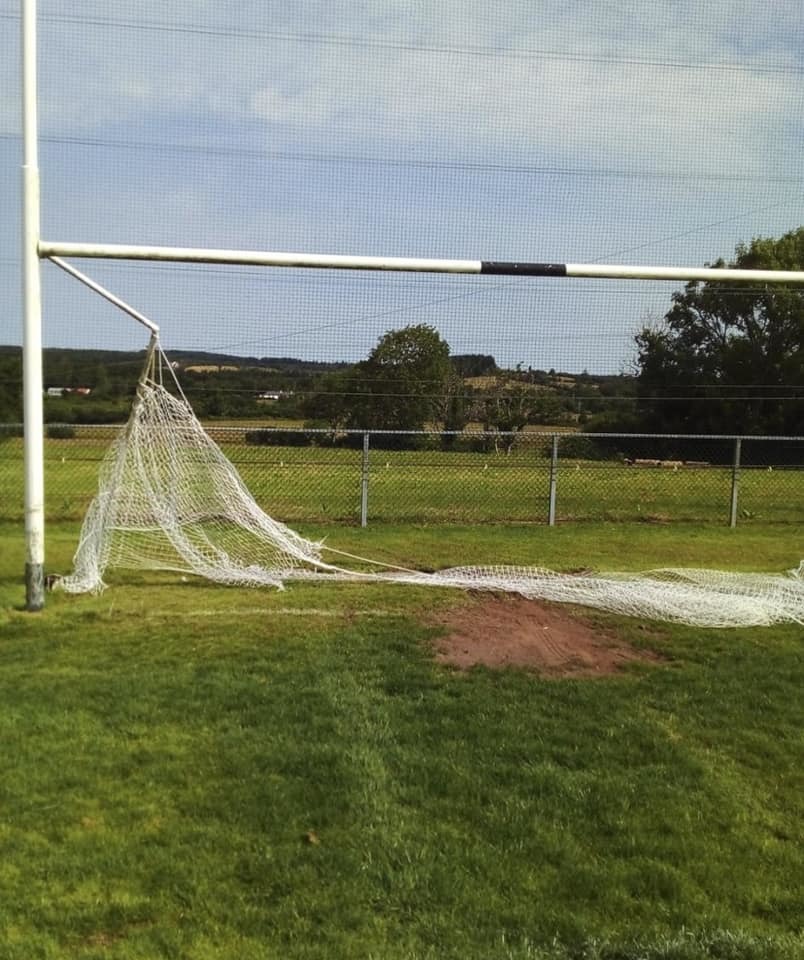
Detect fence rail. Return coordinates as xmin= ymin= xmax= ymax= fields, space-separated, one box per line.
xmin=0 ymin=424 xmax=802 ymax=526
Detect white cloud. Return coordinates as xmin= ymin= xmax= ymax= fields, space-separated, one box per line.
xmin=5 ymin=0 xmax=800 ymax=172
xmin=250 ymin=87 xmax=335 ymax=126
xmin=240 ymin=24 xmax=802 ymax=180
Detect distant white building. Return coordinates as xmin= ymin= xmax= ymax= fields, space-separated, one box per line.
xmin=257 ymin=391 xmax=288 ymax=402
xmin=45 ymin=386 xmax=92 ymax=398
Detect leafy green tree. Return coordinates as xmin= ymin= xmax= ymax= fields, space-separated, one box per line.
xmin=479 ymin=380 xmax=549 ymax=453
xmin=634 ymin=228 xmax=804 ymax=435
xmin=350 ymin=325 xmax=452 ymax=432
xmin=301 ymin=368 xmax=357 ymax=432
xmin=442 ymin=373 xmax=471 ymax=433
xmin=92 ymin=363 xmax=112 ymax=400
xmin=0 ymin=384 xmax=19 ymax=422
xmin=450 ymin=354 xmax=497 ymax=378
xmin=0 ymin=351 xmax=21 ymax=422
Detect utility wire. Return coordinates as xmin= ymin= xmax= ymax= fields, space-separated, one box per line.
xmin=2 ymin=132 xmax=801 ymax=185
xmin=1 ymin=10 xmax=802 ymax=75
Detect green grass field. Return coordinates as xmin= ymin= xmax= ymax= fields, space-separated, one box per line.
xmin=0 ymin=519 xmax=802 ymax=959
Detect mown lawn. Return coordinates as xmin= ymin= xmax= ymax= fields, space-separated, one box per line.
xmin=0 ymin=521 xmax=802 ymax=959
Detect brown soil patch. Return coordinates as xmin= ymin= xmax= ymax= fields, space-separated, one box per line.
xmin=431 ymin=594 xmax=661 ymax=678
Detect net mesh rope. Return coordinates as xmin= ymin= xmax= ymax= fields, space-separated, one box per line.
xmin=57 ymin=337 xmax=804 ymax=628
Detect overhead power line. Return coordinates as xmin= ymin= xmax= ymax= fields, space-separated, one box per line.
xmin=1 ymin=10 xmax=802 ymax=75
xmin=1 ymin=132 xmax=801 ymax=185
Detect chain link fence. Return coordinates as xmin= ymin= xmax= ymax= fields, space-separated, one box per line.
xmin=0 ymin=424 xmax=802 ymax=526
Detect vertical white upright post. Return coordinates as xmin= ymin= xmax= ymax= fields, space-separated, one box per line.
xmin=22 ymin=0 xmax=45 ymax=610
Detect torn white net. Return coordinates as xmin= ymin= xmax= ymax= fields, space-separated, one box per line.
xmin=57 ymin=340 xmax=804 ymax=628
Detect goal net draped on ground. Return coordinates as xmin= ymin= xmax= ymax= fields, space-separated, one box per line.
xmin=56 ymin=337 xmax=804 ymax=629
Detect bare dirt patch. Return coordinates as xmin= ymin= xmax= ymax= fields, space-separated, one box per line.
xmin=431 ymin=594 xmax=662 ymax=678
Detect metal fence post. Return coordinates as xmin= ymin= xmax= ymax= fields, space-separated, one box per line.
xmin=548 ymin=434 xmax=559 ymax=526
xmin=360 ymin=431 xmax=370 ymax=527
xmin=729 ymin=436 xmax=742 ymax=528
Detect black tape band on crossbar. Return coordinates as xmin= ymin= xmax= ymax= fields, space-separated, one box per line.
xmin=480 ymin=262 xmax=568 ymax=276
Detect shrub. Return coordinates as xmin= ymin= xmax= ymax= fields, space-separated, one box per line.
xmin=46 ymin=423 xmax=76 ymax=440
xmin=245 ymin=428 xmax=315 ymax=447
xmin=0 ymin=424 xmax=24 ymax=441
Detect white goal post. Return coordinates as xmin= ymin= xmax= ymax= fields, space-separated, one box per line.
xmin=19 ymin=0 xmax=804 ymax=610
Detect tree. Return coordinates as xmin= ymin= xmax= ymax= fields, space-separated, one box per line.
xmin=301 ymin=369 xmax=356 ymax=433
xmin=450 ymin=354 xmax=497 ymax=378
xmin=442 ymin=372 xmax=471 ymax=433
xmin=350 ymin=325 xmax=452 ymax=432
xmin=92 ymin=363 xmax=112 ymax=400
xmin=479 ymin=380 xmax=551 ymax=453
xmin=0 ymin=351 xmax=21 ymax=422
xmin=633 ymin=228 xmax=804 ymax=435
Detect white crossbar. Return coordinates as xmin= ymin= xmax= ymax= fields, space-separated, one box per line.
xmin=38 ymin=240 xmax=804 ymax=284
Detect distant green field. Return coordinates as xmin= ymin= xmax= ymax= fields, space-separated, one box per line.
xmin=0 ymin=435 xmax=801 ymax=525
xmin=0 ymin=520 xmax=802 ymax=959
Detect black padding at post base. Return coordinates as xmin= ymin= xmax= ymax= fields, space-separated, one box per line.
xmin=480 ymin=261 xmax=568 ymax=276
xmin=25 ymin=562 xmax=45 ymax=611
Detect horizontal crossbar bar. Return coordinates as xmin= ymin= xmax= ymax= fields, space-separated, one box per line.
xmin=38 ymin=241 xmax=804 ymax=284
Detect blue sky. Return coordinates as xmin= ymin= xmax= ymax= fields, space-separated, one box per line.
xmin=1 ymin=1 xmax=803 ymax=372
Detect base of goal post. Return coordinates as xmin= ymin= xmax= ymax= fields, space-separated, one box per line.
xmin=25 ymin=562 xmax=45 ymax=612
